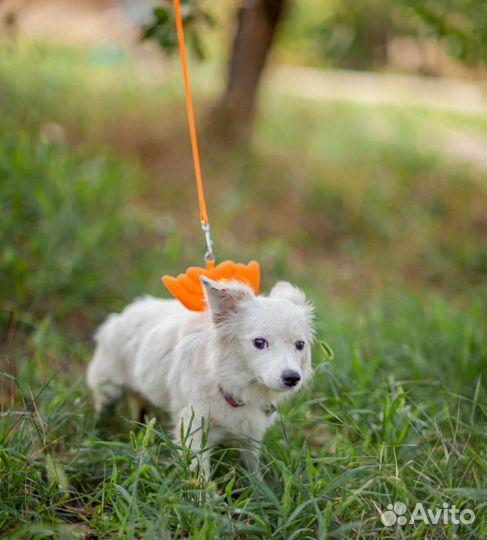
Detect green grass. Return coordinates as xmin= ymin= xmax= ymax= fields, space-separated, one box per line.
xmin=0 ymin=42 xmax=485 ymax=539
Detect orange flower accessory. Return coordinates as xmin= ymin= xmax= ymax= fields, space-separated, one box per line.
xmin=162 ymin=260 xmax=260 ymax=311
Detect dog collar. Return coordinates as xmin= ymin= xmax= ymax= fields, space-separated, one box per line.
xmin=218 ymin=385 xmax=245 ymax=408
xmin=218 ymin=385 xmax=276 ymax=416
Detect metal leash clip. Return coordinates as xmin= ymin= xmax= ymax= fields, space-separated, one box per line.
xmin=201 ymin=221 xmax=215 ymax=264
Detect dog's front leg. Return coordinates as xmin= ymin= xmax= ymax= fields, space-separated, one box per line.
xmin=240 ymin=441 xmax=263 ymax=480
xmin=188 ymin=443 xmax=211 ymax=481
xmin=176 ymin=406 xmax=212 ymax=481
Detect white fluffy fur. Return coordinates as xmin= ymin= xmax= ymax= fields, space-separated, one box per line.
xmin=87 ymin=279 xmax=315 ymax=478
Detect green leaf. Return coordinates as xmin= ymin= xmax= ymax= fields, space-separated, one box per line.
xmin=319 ymin=339 xmax=334 ymax=360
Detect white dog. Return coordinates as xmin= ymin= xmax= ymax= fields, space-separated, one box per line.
xmin=87 ymin=278 xmax=315 ymax=478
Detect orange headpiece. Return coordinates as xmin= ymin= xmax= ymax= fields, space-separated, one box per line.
xmin=162 ymin=260 xmax=260 ymax=311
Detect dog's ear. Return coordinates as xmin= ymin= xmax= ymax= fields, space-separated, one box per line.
xmin=270 ymin=281 xmax=307 ymax=306
xmin=201 ymin=277 xmax=254 ymax=324
xmin=270 ymin=281 xmax=315 ymax=328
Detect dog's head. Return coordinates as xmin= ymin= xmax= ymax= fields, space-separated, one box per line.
xmin=201 ymin=277 xmax=315 ymax=395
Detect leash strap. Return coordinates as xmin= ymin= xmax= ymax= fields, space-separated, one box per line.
xmin=173 ymin=0 xmax=214 ymax=264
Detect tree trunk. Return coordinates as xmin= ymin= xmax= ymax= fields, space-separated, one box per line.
xmin=213 ymin=0 xmax=286 ymax=142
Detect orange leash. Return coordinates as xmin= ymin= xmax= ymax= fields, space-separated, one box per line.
xmin=173 ymin=0 xmax=213 ymax=263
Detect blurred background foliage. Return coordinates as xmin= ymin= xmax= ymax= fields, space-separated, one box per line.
xmin=143 ymin=0 xmax=487 ymax=70
xmin=279 ymin=0 xmax=487 ymax=69
xmin=140 ymin=0 xmax=486 ymax=137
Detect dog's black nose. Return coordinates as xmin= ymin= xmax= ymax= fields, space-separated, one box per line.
xmin=282 ymin=370 xmax=301 ymax=387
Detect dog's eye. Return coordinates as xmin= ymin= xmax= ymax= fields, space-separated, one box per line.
xmin=295 ymin=340 xmax=305 ymax=351
xmin=253 ymin=337 xmax=268 ymax=350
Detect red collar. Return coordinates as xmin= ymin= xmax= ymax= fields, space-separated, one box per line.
xmin=218 ymin=386 xmax=277 ymax=416
xmin=218 ymin=385 xmax=245 ymax=408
